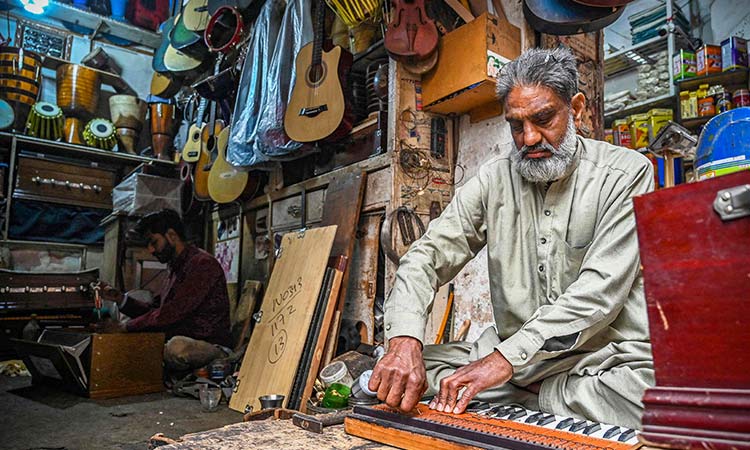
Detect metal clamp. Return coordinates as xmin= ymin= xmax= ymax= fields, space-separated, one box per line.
xmin=714 ymin=184 xmax=750 ymax=221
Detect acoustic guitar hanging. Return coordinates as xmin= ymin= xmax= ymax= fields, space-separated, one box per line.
xmin=284 ymin=0 xmax=353 ymax=143
xmin=207 ymin=125 xmax=264 ymax=203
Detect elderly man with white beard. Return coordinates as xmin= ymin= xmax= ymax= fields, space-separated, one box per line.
xmin=369 ymin=46 xmax=655 ymax=430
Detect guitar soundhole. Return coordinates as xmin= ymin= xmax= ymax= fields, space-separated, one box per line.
xmin=306 ymin=62 xmax=327 ymax=86
xmin=206 ymin=136 xmax=215 ymax=150
xmin=192 ymin=131 xmax=200 ymax=141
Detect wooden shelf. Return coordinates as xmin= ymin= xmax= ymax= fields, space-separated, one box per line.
xmin=679 ymin=116 xmax=713 ymax=129
xmin=604 ymin=35 xmax=669 ymax=78
xmin=604 ymin=93 xmax=675 ymax=124
xmin=43 ymin=1 xmax=161 ymax=48
xmin=0 ymin=132 xmax=174 ymax=167
xmin=675 ymin=68 xmax=749 ymax=91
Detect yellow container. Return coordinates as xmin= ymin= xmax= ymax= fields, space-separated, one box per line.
xmin=613 ymin=119 xmax=632 ymax=148
xmin=648 ymin=108 xmax=674 ymax=142
xmin=628 ymin=113 xmax=651 ymax=149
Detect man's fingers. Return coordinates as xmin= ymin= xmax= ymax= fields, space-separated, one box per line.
xmin=376 ymin=368 xmax=393 ymax=403
xmin=368 ymin=365 xmax=383 ymax=393
xmin=453 ymin=385 xmax=478 ymax=414
xmin=385 ymin=372 xmax=408 ymax=408
xmin=399 ymin=377 xmax=423 ymax=412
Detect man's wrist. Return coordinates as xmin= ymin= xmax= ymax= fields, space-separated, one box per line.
xmin=388 ymin=335 xmax=423 ymax=352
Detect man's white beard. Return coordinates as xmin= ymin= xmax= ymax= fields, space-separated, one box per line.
xmin=511 ymin=115 xmax=578 ymax=183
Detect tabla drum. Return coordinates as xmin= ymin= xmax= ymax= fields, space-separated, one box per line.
xmin=149 ymin=102 xmax=176 ymax=136
xmin=57 ymin=64 xmax=101 ymax=144
xmin=115 ymin=127 xmax=139 ymax=154
xmin=0 ymin=46 xmax=43 ymax=130
xmin=109 ymin=95 xmax=147 ymax=131
xmin=83 ymin=118 xmax=117 ymax=150
xmin=0 ymin=99 xmax=14 ymax=130
xmin=26 ymin=102 xmax=65 ymax=141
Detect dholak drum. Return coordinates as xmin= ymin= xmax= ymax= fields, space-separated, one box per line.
xmin=0 ymin=46 xmax=43 ymax=130
xmin=109 ymin=95 xmax=147 ymax=131
xmin=26 ymin=102 xmax=65 ymax=141
xmin=56 ymin=64 xmax=101 ymax=145
xmin=83 ymin=118 xmax=117 ymax=150
xmin=0 ymin=99 xmax=14 ymax=131
xmin=149 ymin=102 xmax=176 ymax=136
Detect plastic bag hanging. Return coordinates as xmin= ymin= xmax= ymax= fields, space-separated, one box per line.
xmin=255 ymin=0 xmax=314 ymax=159
xmin=226 ymin=0 xmax=286 ymax=168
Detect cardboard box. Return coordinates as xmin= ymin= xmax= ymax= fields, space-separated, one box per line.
xmin=422 ymin=13 xmax=520 ymax=121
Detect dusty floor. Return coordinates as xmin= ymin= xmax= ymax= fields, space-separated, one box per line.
xmin=1 ymin=374 xmax=243 ymax=450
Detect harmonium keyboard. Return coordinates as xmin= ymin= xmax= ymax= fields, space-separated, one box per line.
xmin=345 ymin=403 xmax=640 ymax=450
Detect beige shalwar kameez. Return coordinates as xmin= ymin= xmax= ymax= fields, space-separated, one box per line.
xmin=384 ymin=136 xmax=655 ymax=429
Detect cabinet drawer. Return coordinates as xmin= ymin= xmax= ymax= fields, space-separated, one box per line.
xmin=14 ymin=156 xmax=115 ymax=209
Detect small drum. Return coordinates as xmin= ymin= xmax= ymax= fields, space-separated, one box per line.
xmin=57 ymin=64 xmax=101 ymax=144
xmin=204 ymin=6 xmax=244 ymax=54
xmin=115 ymin=127 xmax=139 ymax=154
xmin=83 ymin=118 xmax=117 ymax=150
xmin=109 ymin=95 xmax=147 ymax=131
xmin=149 ymin=102 xmax=176 ymax=136
xmin=0 ymin=99 xmax=14 ymax=130
xmin=26 ymin=102 xmax=65 ymax=141
xmin=0 ymin=46 xmax=42 ymax=105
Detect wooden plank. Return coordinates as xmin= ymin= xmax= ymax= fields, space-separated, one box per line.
xmin=319 ymin=172 xmax=367 ymax=364
xmin=343 ymin=214 xmax=381 ymax=344
xmin=229 ymin=226 xmax=338 ymax=413
xmin=345 ymin=417 xmax=483 ymax=450
xmin=232 ymin=280 xmax=262 ymax=352
xmin=88 ymin=332 xmax=164 ymax=399
xmin=299 ymin=256 xmax=347 ymax=412
xmin=158 ymin=421 xmax=392 ymax=450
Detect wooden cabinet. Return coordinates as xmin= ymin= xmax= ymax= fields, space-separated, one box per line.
xmin=15 ymin=155 xmax=115 ymax=210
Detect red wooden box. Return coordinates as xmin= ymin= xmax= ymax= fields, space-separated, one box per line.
xmin=633 ymin=171 xmax=750 ymax=450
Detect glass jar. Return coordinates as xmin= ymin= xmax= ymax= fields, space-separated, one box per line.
xmin=321 ymin=382 xmax=351 ymax=409
xmin=319 ymin=360 xmax=354 ymax=388
xmin=698 ymin=97 xmax=716 ymax=117
xmin=716 ymin=92 xmax=733 ymax=113
xmin=733 ymin=89 xmax=750 ymax=107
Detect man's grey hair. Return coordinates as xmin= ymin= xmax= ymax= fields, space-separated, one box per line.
xmin=495 ymin=47 xmax=579 ymax=105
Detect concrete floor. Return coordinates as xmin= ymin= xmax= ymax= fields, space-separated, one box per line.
xmin=1 ymin=374 xmax=244 ymax=450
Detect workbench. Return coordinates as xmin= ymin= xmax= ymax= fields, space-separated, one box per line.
xmin=158 ymin=418 xmax=392 ymax=450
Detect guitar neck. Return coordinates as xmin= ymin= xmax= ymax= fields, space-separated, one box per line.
xmin=196 ymin=97 xmax=208 ymax=126
xmin=312 ymin=0 xmax=326 ymax=67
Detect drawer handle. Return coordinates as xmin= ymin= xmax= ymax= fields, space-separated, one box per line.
xmin=31 ymin=176 xmax=102 ymax=193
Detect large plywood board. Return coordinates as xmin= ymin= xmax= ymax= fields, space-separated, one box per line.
xmin=229 ymin=226 xmax=338 ymax=413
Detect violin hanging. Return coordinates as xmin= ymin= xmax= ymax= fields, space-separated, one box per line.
xmin=384 ymin=0 xmax=439 ymax=62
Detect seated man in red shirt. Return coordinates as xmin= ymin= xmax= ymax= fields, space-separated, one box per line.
xmin=102 ymin=209 xmax=232 ymax=373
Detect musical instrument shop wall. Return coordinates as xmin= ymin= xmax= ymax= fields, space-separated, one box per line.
xmin=0 ymin=0 xmax=748 ymax=441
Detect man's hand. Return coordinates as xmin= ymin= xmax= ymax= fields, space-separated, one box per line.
xmin=429 ymin=350 xmax=513 ymax=414
xmin=98 ymin=282 xmax=123 ymax=303
xmin=368 ymin=336 xmax=427 ymax=412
